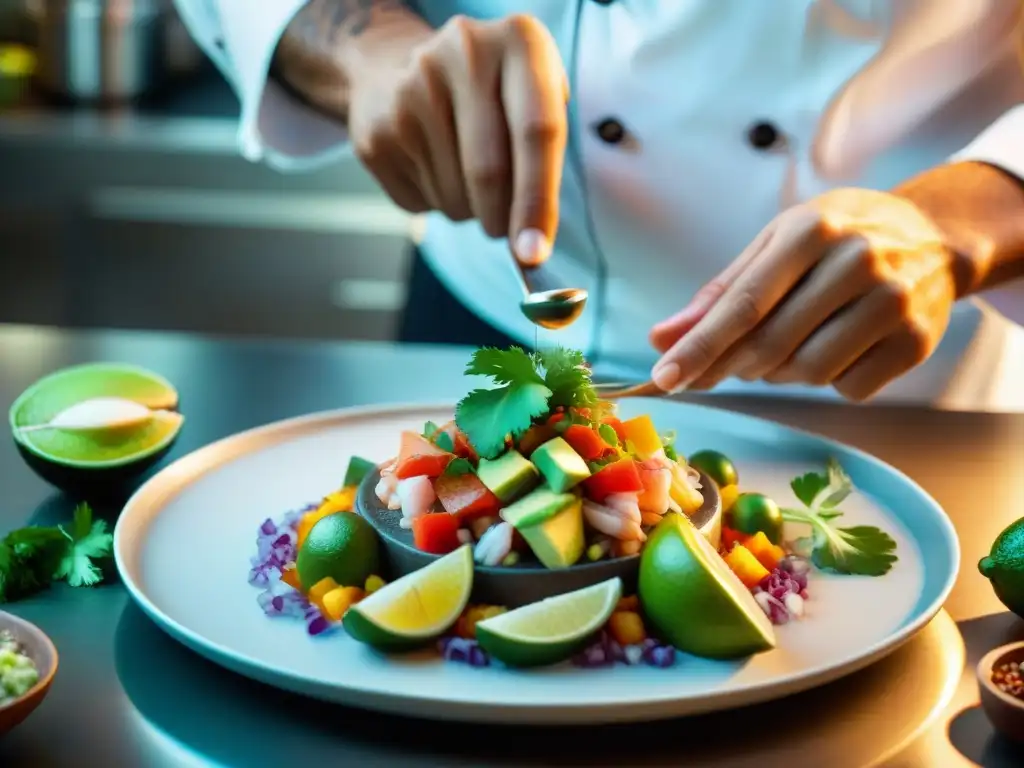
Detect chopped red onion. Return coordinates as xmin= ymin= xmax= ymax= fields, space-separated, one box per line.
xmin=438 ymin=636 xmax=490 ymax=667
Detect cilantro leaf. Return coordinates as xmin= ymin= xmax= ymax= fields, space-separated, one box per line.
xmin=55 ymin=503 xmax=113 ymax=588
xmin=422 ymin=421 xmax=440 ymax=439
xmin=456 ymin=383 xmax=551 ymax=459
xmin=465 ymin=347 xmax=545 ymax=386
xmin=782 ymin=458 xmax=898 ymax=577
xmin=433 ymin=431 xmax=455 ymax=453
xmin=537 ymin=347 xmax=597 ymax=408
xmin=443 ymin=458 xmax=474 ymax=476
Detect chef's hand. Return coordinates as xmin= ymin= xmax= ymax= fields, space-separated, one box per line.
xmin=348 ymin=14 xmax=568 ymax=266
xmin=649 ymin=188 xmax=961 ymax=402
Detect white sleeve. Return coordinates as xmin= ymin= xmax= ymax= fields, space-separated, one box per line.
xmin=172 ymin=0 xmax=351 ymax=172
xmin=950 ymin=104 xmax=1024 ymax=182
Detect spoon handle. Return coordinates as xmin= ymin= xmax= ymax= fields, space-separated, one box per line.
xmin=593 ymin=380 xmax=665 ymax=399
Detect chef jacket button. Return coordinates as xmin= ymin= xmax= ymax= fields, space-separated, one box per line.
xmin=592 ymin=0 xmax=615 ymax=5
xmin=747 ymin=121 xmax=784 ymax=151
xmin=595 ymin=118 xmax=627 ymax=145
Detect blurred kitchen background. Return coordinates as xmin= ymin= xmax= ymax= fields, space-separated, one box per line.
xmin=0 ymin=0 xmax=418 ymax=343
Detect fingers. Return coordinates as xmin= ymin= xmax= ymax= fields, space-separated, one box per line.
xmin=730 ymin=236 xmax=876 ymax=381
xmin=650 ymin=208 xmax=823 ymax=392
xmin=500 ymin=16 xmax=568 ymax=265
xmin=649 ymin=223 xmax=777 ymax=353
xmin=372 ymin=158 xmax=431 ymax=214
xmin=832 ymin=324 xmax=932 ymax=401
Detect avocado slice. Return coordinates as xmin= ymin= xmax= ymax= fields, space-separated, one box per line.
xmin=477 ymin=449 xmax=539 ymax=503
xmin=501 ymin=487 xmax=584 ymax=569
xmin=531 ymin=436 xmax=590 ymax=492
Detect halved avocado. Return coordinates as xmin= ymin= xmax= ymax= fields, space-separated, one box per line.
xmin=9 ymin=363 xmax=183 ymax=498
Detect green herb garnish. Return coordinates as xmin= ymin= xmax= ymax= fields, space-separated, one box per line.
xmin=0 ymin=503 xmax=114 ymax=602
xmin=433 ymin=430 xmax=455 ymax=453
xmin=422 ymin=421 xmax=440 ymax=439
xmin=443 ymin=457 xmax=474 ymax=476
xmin=782 ymin=458 xmax=898 ymax=576
xmin=660 ymin=430 xmax=678 ymax=461
xmin=454 ymin=346 xmax=601 ymax=460
xmin=598 ymin=423 xmax=619 ymax=447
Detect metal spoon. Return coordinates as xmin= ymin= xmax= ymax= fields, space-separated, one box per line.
xmin=510 ymin=259 xmax=589 ymax=330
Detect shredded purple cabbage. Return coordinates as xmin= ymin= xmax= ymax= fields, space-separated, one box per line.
xmin=752 ymin=556 xmax=811 ymax=625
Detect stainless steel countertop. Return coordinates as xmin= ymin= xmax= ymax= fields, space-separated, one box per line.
xmin=0 ymin=323 xmax=1022 ymax=766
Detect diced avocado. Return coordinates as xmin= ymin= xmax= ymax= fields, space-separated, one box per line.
xmin=531 ymin=436 xmax=590 ymax=492
xmin=343 ymin=455 xmax=376 ymax=487
xmin=500 ymin=487 xmax=584 ymax=569
xmin=477 ymin=449 xmax=539 ymax=503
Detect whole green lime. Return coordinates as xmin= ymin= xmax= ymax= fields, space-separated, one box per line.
xmin=688 ymin=450 xmax=738 ymax=488
xmin=296 ymin=512 xmax=380 ymax=590
xmin=979 ymin=517 xmax=1024 ymax=620
xmin=729 ymin=493 xmax=784 ymax=545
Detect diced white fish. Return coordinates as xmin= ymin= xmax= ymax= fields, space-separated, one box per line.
xmin=396 ymin=475 xmax=435 ymax=523
xmin=583 ymin=501 xmax=646 ymax=542
xmin=475 ymin=521 xmax=513 ymax=566
xmin=603 ymin=492 xmax=642 ymax=524
xmin=375 ymin=472 xmax=401 ymax=509
xmin=380 ymin=458 xmax=398 ymax=477
xmin=784 ymin=592 xmax=805 ymax=619
xmin=637 ymin=457 xmax=673 ymax=515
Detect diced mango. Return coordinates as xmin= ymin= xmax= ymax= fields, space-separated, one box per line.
xmin=364 ymin=574 xmax=386 ymax=594
xmin=280 ymin=565 xmax=303 ymax=591
xmin=669 ymin=468 xmax=705 ymax=515
xmin=608 ymin=611 xmax=647 ymax=646
xmin=613 ymin=539 xmax=642 ymax=558
xmin=296 ymin=489 xmax=357 ymax=548
xmin=454 ymin=604 xmax=508 ymax=639
xmin=743 ymin=531 xmax=785 ymax=571
xmin=307 ymin=576 xmax=339 ymax=611
xmin=321 ymin=586 xmax=365 ymax=622
xmin=720 ymin=483 xmax=739 ymax=512
xmin=620 ymin=415 xmax=663 ymax=460
xmin=723 ymin=544 xmax=770 ymax=589
xmin=616 ymin=595 xmax=640 ymax=612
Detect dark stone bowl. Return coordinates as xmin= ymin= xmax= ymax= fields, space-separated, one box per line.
xmin=356 ymin=468 xmax=722 ymax=608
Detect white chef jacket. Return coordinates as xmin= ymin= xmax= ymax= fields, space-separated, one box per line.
xmin=173 ymin=0 xmax=1024 ymax=412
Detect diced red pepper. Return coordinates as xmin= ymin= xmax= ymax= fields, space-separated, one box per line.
xmin=583 ymin=457 xmax=644 ymax=503
xmin=395 ymin=431 xmax=453 ymax=479
xmin=518 ymin=423 xmax=558 ymax=457
xmin=412 ymin=513 xmax=462 ymax=554
xmin=721 ymin=526 xmax=747 ymax=551
xmin=563 ymin=424 xmax=615 ymax=462
xmin=602 ymin=417 xmax=629 ymax=444
xmin=434 ymin=473 xmax=501 ymax=520
xmin=432 ymin=420 xmax=478 ymax=461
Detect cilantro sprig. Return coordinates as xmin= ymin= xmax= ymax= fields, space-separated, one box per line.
xmin=0 ymin=503 xmax=114 ymax=603
xmin=782 ymin=458 xmax=898 ymax=577
xmin=454 ymin=346 xmax=599 ymax=459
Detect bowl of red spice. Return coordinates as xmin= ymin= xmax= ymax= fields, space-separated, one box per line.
xmin=977 ymin=640 xmax=1024 ymax=743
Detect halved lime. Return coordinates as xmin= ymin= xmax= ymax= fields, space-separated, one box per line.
xmin=8 ymin=362 xmax=182 ymax=495
xmin=343 ymin=544 xmax=474 ymax=651
xmin=474 ymin=577 xmax=622 ymax=667
xmin=640 ymin=512 xmax=775 ymax=659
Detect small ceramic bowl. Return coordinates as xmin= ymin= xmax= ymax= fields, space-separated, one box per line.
xmin=0 ymin=612 xmax=58 ymax=736
xmin=977 ymin=640 xmax=1024 ymax=743
xmin=357 ymin=467 xmax=722 ymax=607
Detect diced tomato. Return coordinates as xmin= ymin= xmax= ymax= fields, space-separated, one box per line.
xmin=432 ymin=420 xmax=477 ymax=461
xmin=395 ymin=431 xmax=453 ymax=479
xmin=546 ymin=412 xmax=566 ymax=427
xmin=434 ymin=473 xmax=501 ymax=520
xmin=721 ymin=526 xmax=747 ymax=551
xmin=563 ymin=424 xmax=615 ymax=461
xmin=412 ymin=513 xmax=463 ymax=554
xmin=602 ymin=417 xmax=629 ymax=444
xmin=518 ymin=423 xmax=558 ymax=456
xmin=583 ymin=457 xmax=644 ymax=503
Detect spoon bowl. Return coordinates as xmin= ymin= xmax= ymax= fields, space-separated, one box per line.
xmin=519 ymin=288 xmax=589 ymax=330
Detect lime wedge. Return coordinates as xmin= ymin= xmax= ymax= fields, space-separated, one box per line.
xmin=343 ymin=544 xmax=474 ymax=651
xmin=640 ymin=512 xmax=776 ymax=659
xmin=474 ymin=577 xmax=622 ymax=667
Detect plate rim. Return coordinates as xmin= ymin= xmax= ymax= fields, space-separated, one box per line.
xmin=113 ymin=398 xmax=961 ymax=723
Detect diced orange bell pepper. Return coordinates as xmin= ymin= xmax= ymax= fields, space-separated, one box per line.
xmin=616 ymin=595 xmax=640 ymax=612
xmin=280 ymin=565 xmax=303 ymax=591
xmin=723 ymin=544 xmax=771 ymax=589
xmin=743 ymin=531 xmax=786 ymax=571
xmin=321 ymin=586 xmax=365 ymax=621
xmin=620 ymin=415 xmax=663 ymax=459
xmin=394 ymin=431 xmax=454 ymax=479
xmin=563 ymin=424 xmax=614 ymax=461
xmin=608 ymin=611 xmax=647 ymax=645
xmin=307 ymin=576 xmax=339 ymax=612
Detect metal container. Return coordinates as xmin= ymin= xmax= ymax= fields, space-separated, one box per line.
xmin=25 ymin=0 xmax=171 ymax=102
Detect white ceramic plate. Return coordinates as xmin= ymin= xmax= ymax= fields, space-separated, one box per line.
xmin=114 ymin=400 xmax=960 ymax=725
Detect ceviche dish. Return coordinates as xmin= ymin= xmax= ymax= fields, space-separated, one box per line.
xmin=249 ymin=346 xmax=899 ymax=669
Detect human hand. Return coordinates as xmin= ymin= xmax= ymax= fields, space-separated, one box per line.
xmin=649 ymin=188 xmax=961 ymax=402
xmin=347 ymin=14 xmax=568 ymax=265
